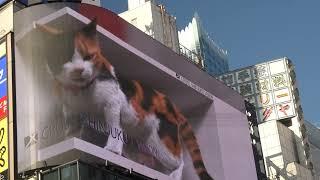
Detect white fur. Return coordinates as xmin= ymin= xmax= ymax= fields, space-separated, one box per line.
xmin=56 ymin=48 xmax=183 ymax=178
xmin=170 ymin=159 xmax=184 ymax=180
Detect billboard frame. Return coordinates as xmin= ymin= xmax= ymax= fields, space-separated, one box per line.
xmin=0 ymin=32 xmax=16 ymax=180
xmin=7 ymin=32 xmax=16 ymax=180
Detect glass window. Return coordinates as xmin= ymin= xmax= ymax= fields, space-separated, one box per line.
xmin=79 ymin=163 xmax=92 ymax=180
xmin=80 ymin=163 xmax=111 ymax=180
xmin=61 ymin=164 xmax=78 ymax=180
xmin=42 ymin=170 xmax=59 ymax=180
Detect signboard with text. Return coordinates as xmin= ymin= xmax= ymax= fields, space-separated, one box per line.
xmin=0 ymin=1 xmax=13 ymax=38
xmin=0 ymin=40 xmax=8 ymax=180
xmin=218 ymin=58 xmax=297 ymax=123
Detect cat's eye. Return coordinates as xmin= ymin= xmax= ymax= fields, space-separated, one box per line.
xmin=83 ymin=54 xmax=93 ymax=61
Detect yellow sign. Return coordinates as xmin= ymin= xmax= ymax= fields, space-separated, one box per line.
xmin=0 ymin=42 xmax=5 ymax=57
xmin=0 ymin=117 xmax=8 ymax=174
xmin=0 ymin=2 xmax=13 ymax=38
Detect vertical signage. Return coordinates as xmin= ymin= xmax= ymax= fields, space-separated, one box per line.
xmin=0 ymin=40 xmax=8 ymax=180
xmin=0 ymin=2 xmax=13 ymax=38
xmin=0 ymin=0 xmax=13 ymax=178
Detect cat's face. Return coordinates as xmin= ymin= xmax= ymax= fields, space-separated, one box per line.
xmin=63 ymin=49 xmax=95 ymax=85
xmin=62 ymin=19 xmax=100 ymax=86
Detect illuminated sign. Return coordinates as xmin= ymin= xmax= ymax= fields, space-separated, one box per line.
xmin=0 ymin=96 xmax=6 ymax=120
xmin=0 ymin=54 xmax=7 ymax=122
xmin=274 ymin=88 xmax=291 ymax=104
xmin=277 ymin=102 xmax=295 ymax=119
xmin=0 ymin=41 xmax=8 ymax=179
xmin=0 ymin=118 xmax=8 ymax=179
xmin=0 ymin=1 xmax=13 ymax=37
xmin=0 ymin=56 xmax=7 ymax=98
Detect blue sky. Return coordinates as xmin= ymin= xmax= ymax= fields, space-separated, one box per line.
xmin=102 ymin=0 xmax=320 ymax=126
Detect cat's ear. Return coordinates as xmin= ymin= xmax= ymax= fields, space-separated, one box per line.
xmin=80 ymin=18 xmax=98 ymax=38
xmin=73 ymin=48 xmax=83 ymax=60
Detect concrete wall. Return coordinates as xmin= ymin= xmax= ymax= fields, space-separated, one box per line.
xmin=310 ymin=144 xmax=320 ymax=179
xmin=119 ymin=1 xmax=179 ymax=52
xmin=259 ymin=121 xmax=313 ymax=179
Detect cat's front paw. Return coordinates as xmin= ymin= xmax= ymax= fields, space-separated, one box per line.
xmin=104 ymin=144 xmax=122 ymax=155
xmin=105 ymin=136 xmax=123 ymax=155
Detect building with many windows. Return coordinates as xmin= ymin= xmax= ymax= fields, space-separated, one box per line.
xmin=178 ymin=13 xmax=229 ymax=76
xmin=219 ymin=58 xmax=314 ymax=179
xmin=245 ymin=101 xmax=267 ymax=179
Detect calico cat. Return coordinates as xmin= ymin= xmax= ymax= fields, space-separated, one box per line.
xmin=37 ymin=19 xmax=214 ymax=180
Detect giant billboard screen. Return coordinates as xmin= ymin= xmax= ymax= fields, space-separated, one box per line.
xmin=14 ymin=3 xmax=220 ymax=180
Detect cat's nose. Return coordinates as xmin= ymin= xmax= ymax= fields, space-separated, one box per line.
xmin=74 ymin=67 xmax=84 ymax=74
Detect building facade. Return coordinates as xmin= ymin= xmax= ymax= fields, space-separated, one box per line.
xmin=16 ymin=0 xmax=100 ymax=6
xmin=219 ymin=58 xmax=314 ymax=179
xmin=178 ymin=13 xmax=229 ymax=76
xmin=2 ymin=1 xmax=259 ymax=180
xmin=305 ymin=120 xmax=320 ymax=179
xmin=20 ymin=160 xmax=154 ymax=180
xmin=259 ymin=120 xmax=313 ymax=180
xmin=245 ymin=101 xmax=267 ymax=179
xmin=119 ymin=0 xmax=180 ymax=53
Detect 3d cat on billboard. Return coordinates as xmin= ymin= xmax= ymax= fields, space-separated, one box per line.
xmin=14 ymin=3 xmax=216 ymax=180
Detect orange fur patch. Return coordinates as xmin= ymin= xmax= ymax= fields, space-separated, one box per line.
xmin=130 ymin=81 xmax=150 ymax=121
xmin=150 ymin=92 xmax=178 ymax=125
xmin=74 ymin=32 xmax=114 ymax=74
xmin=162 ymin=135 xmax=181 ymax=157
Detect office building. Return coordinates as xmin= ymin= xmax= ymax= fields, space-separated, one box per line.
xmin=245 ymin=101 xmax=267 ymax=179
xmin=259 ymin=120 xmax=313 ymax=180
xmin=178 ymin=13 xmax=229 ymax=76
xmin=219 ymin=58 xmax=314 ymax=179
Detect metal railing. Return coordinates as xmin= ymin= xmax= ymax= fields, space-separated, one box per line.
xmin=179 ymin=44 xmax=204 ymax=69
xmin=18 ymin=160 xmax=156 ymax=180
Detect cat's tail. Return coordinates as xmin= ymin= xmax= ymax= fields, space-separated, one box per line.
xmin=178 ymin=115 xmax=214 ymax=180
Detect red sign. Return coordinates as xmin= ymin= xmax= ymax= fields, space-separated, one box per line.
xmin=279 ymin=104 xmax=290 ymax=116
xmin=0 ymin=96 xmax=7 ymax=120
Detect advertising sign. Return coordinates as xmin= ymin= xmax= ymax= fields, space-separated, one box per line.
xmin=14 ymin=3 xmax=221 ymax=180
xmin=269 ymin=60 xmax=286 ymax=75
xmin=0 ymin=40 xmax=8 ymax=180
xmin=257 ymin=92 xmax=274 ymax=107
xmin=249 ymin=59 xmax=296 ymax=122
xmin=0 ymin=1 xmax=13 ymax=38
xmin=258 ymin=106 xmax=277 ymax=121
xmin=0 ymin=118 xmax=8 ymax=179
